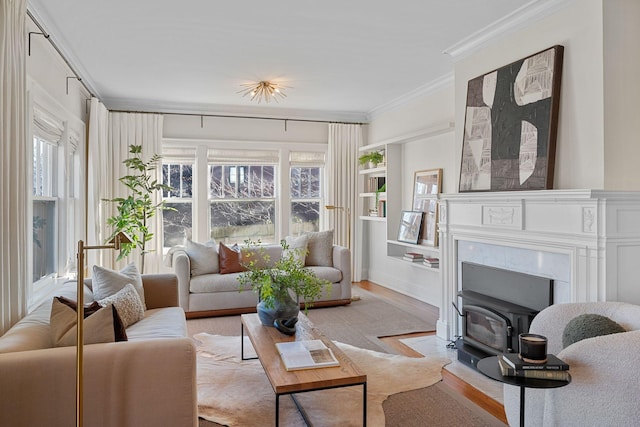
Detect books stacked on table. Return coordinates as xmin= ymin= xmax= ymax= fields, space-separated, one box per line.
xmin=498 ymin=353 xmax=571 ymax=381
xmin=422 ymin=257 xmax=439 ymax=268
xmin=403 ymin=252 xmax=424 ymax=262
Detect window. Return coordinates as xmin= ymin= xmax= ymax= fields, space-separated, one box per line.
xmin=32 ymin=137 xmax=58 ymax=282
xmin=209 ymin=164 xmax=276 ymax=244
xmin=162 ymin=162 xmax=194 ymax=248
xmin=160 ymin=144 xmax=325 ymax=246
xmin=289 ymin=151 xmax=324 ymax=236
xmin=290 ymin=167 xmax=321 ymax=235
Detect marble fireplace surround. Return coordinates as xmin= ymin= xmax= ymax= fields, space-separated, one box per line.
xmin=436 ymin=189 xmax=640 ymax=340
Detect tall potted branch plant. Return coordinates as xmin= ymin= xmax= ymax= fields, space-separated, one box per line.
xmin=105 ymin=145 xmax=173 ymax=273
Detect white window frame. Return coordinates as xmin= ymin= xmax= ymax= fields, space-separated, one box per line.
xmin=162 ymin=139 xmax=327 ymax=245
xmin=28 ymin=82 xmax=85 ymax=310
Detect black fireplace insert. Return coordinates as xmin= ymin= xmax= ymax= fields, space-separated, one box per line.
xmin=456 ymin=262 xmax=553 ymax=368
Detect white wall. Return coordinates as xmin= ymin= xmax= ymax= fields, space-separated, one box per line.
xmin=364 ymin=85 xmax=455 ymax=306
xmin=603 ymin=0 xmax=640 ymax=190
xmin=363 ymin=0 xmax=640 ymax=306
xmin=26 ymin=19 xmax=89 ymax=124
xmin=455 ymin=0 xmax=606 ymax=190
xmin=163 ymin=114 xmax=328 ymax=143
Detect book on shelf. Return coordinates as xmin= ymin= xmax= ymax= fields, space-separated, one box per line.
xmin=403 ymin=256 xmax=424 ymax=262
xmin=377 ymin=200 xmax=386 ymax=217
xmin=366 ymin=176 xmax=386 ymax=193
xmin=501 ymin=352 xmax=569 ymax=371
xmin=422 ymin=257 xmax=439 ymax=267
xmin=404 ymin=252 xmax=424 ymax=259
xmin=498 ymin=356 xmax=571 ymax=381
xmin=275 ymin=340 xmax=340 ymax=371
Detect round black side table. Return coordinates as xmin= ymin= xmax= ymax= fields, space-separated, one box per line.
xmin=477 ymin=356 xmax=570 ymax=427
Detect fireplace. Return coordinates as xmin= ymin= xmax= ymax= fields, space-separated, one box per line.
xmin=455 ymin=262 xmax=553 ymax=368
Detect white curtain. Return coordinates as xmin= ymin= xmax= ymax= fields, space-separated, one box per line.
xmin=0 ymin=0 xmax=28 ymax=334
xmin=327 ymin=123 xmax=362 ymax=281
xmin=86 ymin=98 xmax=110 ymax=271
xmin=86 ymin=107 xmax=164 ymax=274
xmin=108 ymin=112 xmax=164 ymax=273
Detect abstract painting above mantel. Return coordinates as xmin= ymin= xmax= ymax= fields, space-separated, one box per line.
xmin=459 ymin=45 xmax=564 ymax=192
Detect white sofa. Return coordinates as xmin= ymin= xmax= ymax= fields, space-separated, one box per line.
xmin=172 ymin=242 xmax=352 ymax=317
xmin=0 ymin=274 xmax=197 ymax=427
xmin=503 ymin=302 xmax=640 ymax=427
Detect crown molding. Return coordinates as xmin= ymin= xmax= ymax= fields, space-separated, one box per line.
xmin=102 ymin=98 xmax=369 ymax=124
xmin=443 ymin=0 xmax=576 ymax=62
xmin=367 ymin=72 xmax=454 ymax=120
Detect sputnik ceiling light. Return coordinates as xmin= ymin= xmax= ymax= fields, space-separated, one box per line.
xmin=238 ymin=80 xmax=288 ymax=104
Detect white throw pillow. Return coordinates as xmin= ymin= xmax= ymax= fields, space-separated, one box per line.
xmin=92 ymin=263 xmax=146 ymax=309
xmin=98 ymin=283 xmax=145 ymax=328
xmin=284 ymin=235 xmax=308 ymax=265
xmin=186 ymin=239 xmax=219 ymax=276
xmin=305 ymin=230 xmax=334 ymax=267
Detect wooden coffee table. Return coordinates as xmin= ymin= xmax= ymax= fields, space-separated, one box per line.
xmin=241 ymin=312 xmax=367 ymax=426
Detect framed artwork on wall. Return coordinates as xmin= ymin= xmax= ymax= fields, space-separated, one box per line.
xmin=397 ymin=211 xmax=423 ymax=244
xmin=459 ymin=45 xmax=564 ymax=192
xmin=412 ymin=169 xmax=442 ymax=246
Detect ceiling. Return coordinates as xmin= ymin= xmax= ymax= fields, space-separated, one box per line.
xmin=27 ymin=0 xmax=537 ymax=122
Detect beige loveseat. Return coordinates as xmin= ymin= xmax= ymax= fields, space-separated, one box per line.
xmin=171 ymin=237 xmax=352 ymax=318
xmin=0 ymin=274 xmax=197 ymax=427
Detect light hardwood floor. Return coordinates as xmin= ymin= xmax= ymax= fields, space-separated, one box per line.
xmin=354 ymin=281 xmax=508 ymax=424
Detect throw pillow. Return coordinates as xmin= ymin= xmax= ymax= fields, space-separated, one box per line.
xmin=305 ymin=230 xmax=334 ymax=267
xmin=97 ymin=283 xmax=146 ymax=328
xmin=186 ymin=239 xmax=219 ymax=276
xmin=284 ymin=235 xmax=308 ymax=265
xmin=92 ymin=263 xmax=146 ymax=309
xmin=50 ymin=297 xmax=127 ymax=347
xmin=562 ymin=313 xmax=626 ymax=348
xmin=219 ymin=242 xmax=247 ymax=274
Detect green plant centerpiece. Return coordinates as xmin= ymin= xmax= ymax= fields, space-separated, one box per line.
xmin=238 ymin=239 xmax=331 ymax=327
xmin=358 ymin=151 xmax=384 ymax=168
xmin=105 ymin=145 xmax=173 ymax=273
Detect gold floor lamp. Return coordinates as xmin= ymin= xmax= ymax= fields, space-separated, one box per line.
xmin=75 ymin=232 xmax=131 ymax=427
xmin=325 ymin=205 xmax=350 ymax=250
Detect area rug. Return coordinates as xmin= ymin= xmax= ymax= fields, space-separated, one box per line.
xmin=195 ymin=333 xmax=451 ymax=427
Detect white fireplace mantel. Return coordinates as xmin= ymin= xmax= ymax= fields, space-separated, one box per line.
xmin=436 ymin=189 xmax=640 ymax=340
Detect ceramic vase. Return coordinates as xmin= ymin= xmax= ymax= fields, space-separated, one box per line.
xmin=256 ymin=291 xmax=300 ymax=326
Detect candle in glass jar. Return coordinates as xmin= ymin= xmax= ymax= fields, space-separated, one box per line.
xmin=519 ymin=333 xmax=548 ymax=363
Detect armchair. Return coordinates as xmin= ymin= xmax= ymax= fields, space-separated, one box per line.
xmin=503 ymin=302 xmax=640 ymax=427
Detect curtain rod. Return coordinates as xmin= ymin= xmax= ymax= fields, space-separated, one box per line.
xmin=27 ymin=9 xmax=95 ymax=98
xmin=109 ymin=109 xmax=367 ymax=126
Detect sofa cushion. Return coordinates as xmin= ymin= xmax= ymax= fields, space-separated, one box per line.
xmin=0 ymin=301 xmax=53 ymax=353
xmin=240 ymin=244 xmax=282 ymax=269
xmin=125 ymin=307 xmax=189 ymax=340
xmin=190 ymin=272 xmax=253 ymax=294
xmin=97 ymin=283 xmax=145 ymax=328
xmin=50 ymin=297 xmax=127 ymax=347
xmin=219 ymin=243 xmax=247 ymax=274
xmin=186 ymin=239 xmax=219 ymax=276
xmin=562 ymin=313 xmax=626 ymax=348
xmin=305 ymin=230 xmax=334 ymax=267
xmin=306 ymin=266 xmax=342 ymax=284
xmin=284 ymin=235 xmax=308 ymax=264
xmin=93 ymin=263 xmax=146 ymax=309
